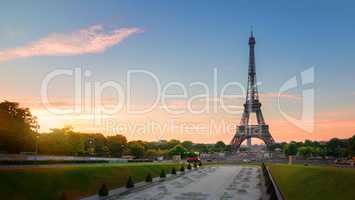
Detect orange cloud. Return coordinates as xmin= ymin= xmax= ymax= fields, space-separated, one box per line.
xmin=0 ymin=25 xmax=141 ymax=62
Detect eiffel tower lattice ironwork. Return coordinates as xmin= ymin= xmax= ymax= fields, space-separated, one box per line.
xmin=231 ymin=32 xmax=275 ymax=151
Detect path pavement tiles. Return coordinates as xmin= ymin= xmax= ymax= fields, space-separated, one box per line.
xmin=110 ymin=166 xmax=264 ymax=200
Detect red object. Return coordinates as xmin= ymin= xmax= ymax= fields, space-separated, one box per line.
xmin=187 ymin=157 xmax=200 ymax=163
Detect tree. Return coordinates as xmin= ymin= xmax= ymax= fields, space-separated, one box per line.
xmin=267 ymin=143 xmax=283 ymax=151
xmin=145 ymin=149 xmax=165 ymax=159
xmin=167 ymin=139 xmax=180 ymax=149
xmin=39 ymin=127 xmax=86 ymax=156
xmin=214 ymin=141 xmax=226 ymax=152
xmin=186 ymin=151 xmax=198 ymax=157
xmin=304 ymin=140 xmax=313 ymax=147
xmin=326 ymin=138 xmax=347 ymax=157
xmin=127 ymin=141 xmax=145 ymax=158
xmin=0 ymin=101 xmax=39 ymax=153
xmin=89 ymin=133 xmax=109 ymax=156
xmin=181 ymin=141 xmax=194 ymax=150
xmin=283 ymin=142 xmax=298 ymax=156
xmin=282 ymin=145 xmax=288 ymax=156
xmin=349 ymin=135 xmax=355 ymax=156
xmin=168 ymin=144 xmax=188 ymax=157
xmin=298 ymin=146 xmax=313 ymax=158
xmin=39 ymin=128 xmax=71 ymax=155
xmin=154 ymin=140 xmax=169 ymax=150
xmin=67 ymin=131 xmax=86 ymax=156
xmin=225 ymin=145 xmax=232 ymax=152
xmin=191 ymin=143 xmax=210 ymax=153
xmin=107 ymin=135 xmax=127 ymax=157
xmin=319 ymin=147 xmax=327 ymax=158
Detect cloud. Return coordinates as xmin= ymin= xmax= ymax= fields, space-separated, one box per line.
xmin=0 ymin=25 xmax=141 ymax=62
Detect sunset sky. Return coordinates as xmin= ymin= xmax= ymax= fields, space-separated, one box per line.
xmin=1 ymin=0 xmax=355 ymax=143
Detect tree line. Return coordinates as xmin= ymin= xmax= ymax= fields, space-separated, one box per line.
xmin=269 ymin=137 xmax=355 ymax=158
xmin=37 ymin=127 xmax=232 ymax=158
xmin=0 ymin=100 xmax=354 ymax=158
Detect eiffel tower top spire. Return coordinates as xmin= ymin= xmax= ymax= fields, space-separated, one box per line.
xmin=246 ymin=30 xmax=258 ymax=103
xmin=249 ymin=26 xmax=255 ymax=45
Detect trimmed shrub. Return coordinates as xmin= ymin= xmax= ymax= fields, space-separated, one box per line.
xmin=98 ymin=183 xmax=109 ymax=196
xmin=145 ymin=173 xmax=153 ymax=182
xmin=187 ymin=163 xmax=192 ymax=170
xmin=171 ymin=167 xmax=177 ymax=175
xmin=160 ymin=169 xmax=166 ymax=178
xmin=126 ymin=176 xmax=134 ymax=188
xmin=180 ymin=165 xmax=185 ymax=172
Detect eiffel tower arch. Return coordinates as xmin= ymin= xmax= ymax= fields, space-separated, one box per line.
xmin=231 ymin=32 xmax=275 ymax=151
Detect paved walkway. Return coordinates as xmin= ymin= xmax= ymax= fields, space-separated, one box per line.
xmin=111 ymin=166 xmax=263 ymax=200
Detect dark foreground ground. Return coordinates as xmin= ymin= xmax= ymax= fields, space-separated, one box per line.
xmin=1 ymin=162 xmax=354 ymax=200
xmin=0 ymin=162 xmax=181 ymax=200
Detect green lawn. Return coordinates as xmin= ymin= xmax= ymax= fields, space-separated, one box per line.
xmin=0 ymin=162 xmax=182 ymax=200
xmin=269 ymin=164 xmax=355 ymax=200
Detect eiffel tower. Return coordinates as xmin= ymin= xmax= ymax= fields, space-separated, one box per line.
xmin=231 ymin=31 xmax=275 ymax=151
